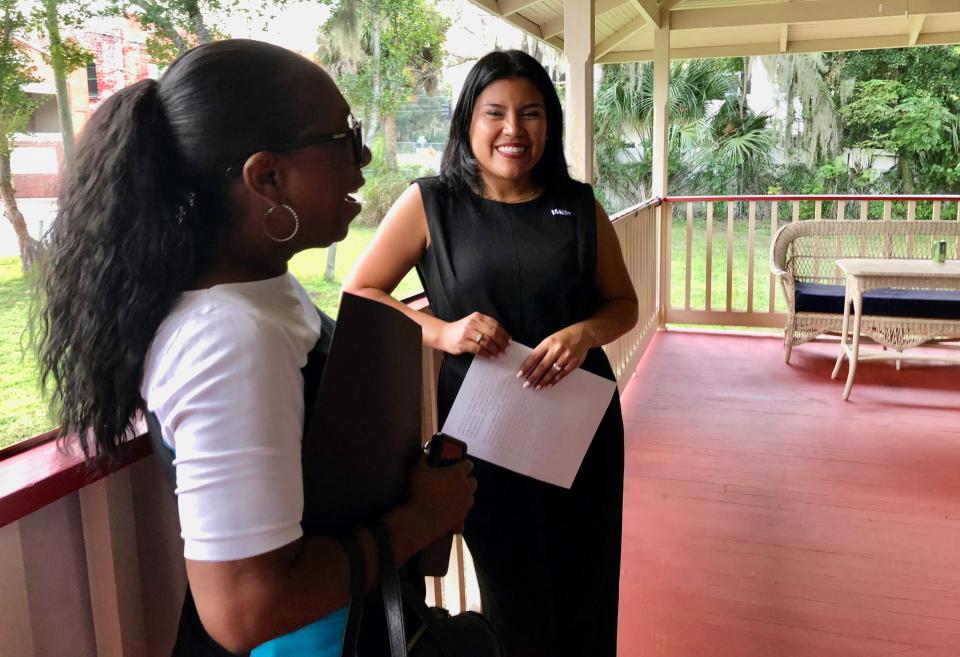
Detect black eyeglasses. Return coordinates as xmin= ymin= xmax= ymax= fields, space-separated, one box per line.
xmin=224 ymin=114 xmax=364 ymax=178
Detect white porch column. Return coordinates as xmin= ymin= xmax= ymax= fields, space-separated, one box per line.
xmin=563 ymin=0 xmax=595 ymax=183
xmin=651 ymin=7 xmax=670 ymax=197
xmin=652 ymin=9 xmax=670 ymax=326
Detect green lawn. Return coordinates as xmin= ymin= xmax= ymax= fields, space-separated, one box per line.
xmin=1 ymin=218 xmax=774 ymax=448
xmin=668 ymin=210 xmax=789 ymax=315
xmin=0 ymin=258 xmax=50 ymax=448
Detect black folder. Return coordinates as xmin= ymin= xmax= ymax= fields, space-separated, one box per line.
xmin=300 ymin=292 xmax=423 ymax=534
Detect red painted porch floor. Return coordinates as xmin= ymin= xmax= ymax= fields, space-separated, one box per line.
xmin=617 ymin=331 xmax=960 ymax=657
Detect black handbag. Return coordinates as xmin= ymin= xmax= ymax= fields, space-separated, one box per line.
xmin=338 ymin=525 xmax=503 ymax=657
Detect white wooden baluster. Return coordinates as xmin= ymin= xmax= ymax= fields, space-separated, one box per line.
xmin=685 ymin=202 xmax=693 ymax=310
xmin=769 ymin=201 xmax=778 ymax=313
xmin=705 ymin=202 xmax=714 ymax=311
xmin=747 ymin=201 xmax=756 ymax=313
xmin=726 ymin=202 xmax=734 ymax=312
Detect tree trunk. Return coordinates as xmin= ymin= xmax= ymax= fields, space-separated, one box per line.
xmin=383 ymin=112 xmax=397 ymax=169
xmin=784 ymin=78 xmax=795 ymax=160
xmin=899 ymin=155 xmax=915 ymax=194
xmin=184 ymin=0 xmax=211 ymax=43
xmin=132 ymin=0 xmax=188 ymax=55
xmin=44 ymin=0 xmax=74 ymax=165
xmin=324 ymin=242 xmax=337 ymax=283
xmin=368 ymin=3 xmax=381 ymax=140
xmin=0 ymin=152 xmax=41 ymax=272
xmin=739 ymin=57 xmax=752 ymax=120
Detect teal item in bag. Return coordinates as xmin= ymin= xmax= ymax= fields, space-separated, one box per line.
xmin=251 ymin=607 xmax=347 ymax=657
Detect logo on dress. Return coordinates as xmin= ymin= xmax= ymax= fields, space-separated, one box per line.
xmin=551 ymin=208 xmax=572 ymax=216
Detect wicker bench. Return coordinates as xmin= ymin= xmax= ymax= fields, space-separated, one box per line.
xmin=770 ymin=219 xmax=960 ymax=363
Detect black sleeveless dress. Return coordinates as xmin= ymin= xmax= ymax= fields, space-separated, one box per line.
xmin=416 ymin=176 xmax=624 ymax=657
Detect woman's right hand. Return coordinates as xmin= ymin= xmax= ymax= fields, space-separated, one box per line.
xmin=407 ymin=454 xmax=477 ymax=538
xmin=438 ymin=312 xmax=511 ymax=358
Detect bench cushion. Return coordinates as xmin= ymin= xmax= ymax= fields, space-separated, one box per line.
xmin=795 ymin=281 xmax=960 ymax=320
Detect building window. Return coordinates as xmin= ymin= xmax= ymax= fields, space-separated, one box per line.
xmin=87 ymin=62 xmax=99 ymax=98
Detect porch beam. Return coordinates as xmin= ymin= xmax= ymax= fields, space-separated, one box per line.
xmin=779 ymin=24 xmax=788 ymax=52
xmin=670 ymin=0 xmax=960 ymax=31
xmin=596 ymin=30 xmax=960 ymax=62
xmin=908 ymin=15 xmax=926 ymax=46
xmin=597 ymin=17 xmax=650 ymax=58
xmin=564 ymin=0 xmax=594 ymax=182
xmin=468 ymin=0 xmax=544 ymax=37
xmin=629 ymin=0 xmax=661 ymax=28
xmin=542 ymin=0 xmax=630 ymax=41
xmin=663 ymin=0 xmax=685 ymax=9
xmin=498 ymin=0 xmax=542 ymax=17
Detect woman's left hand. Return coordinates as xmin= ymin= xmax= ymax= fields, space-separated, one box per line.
xmin=517 ymin=325 xmax=592 ymax=390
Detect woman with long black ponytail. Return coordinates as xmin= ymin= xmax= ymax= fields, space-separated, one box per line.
xmin=35 ymin=39 xmax=476 ymax=656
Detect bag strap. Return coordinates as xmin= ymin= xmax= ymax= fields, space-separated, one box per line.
xmin=336 ymin=533 xmax=367 ymax=657
xmin=399 ymin=576 xmax=461 ymax=657
xmin=370 ymin=521 xmax=465 ymax=657
xmin=371 ymin=521 xmax=408 ymax=657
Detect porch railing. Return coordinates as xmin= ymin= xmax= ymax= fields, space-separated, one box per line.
xmin=662 ymin=195 xmax=960 ymax=329
xmin=607 ymin=197 xmax=662 ymax=388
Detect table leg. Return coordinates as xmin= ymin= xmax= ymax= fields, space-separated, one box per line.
xmin=832 ymin=287 xmax=852 ymax=380
xmin=843 ymin=292 xmax=863 ymax=401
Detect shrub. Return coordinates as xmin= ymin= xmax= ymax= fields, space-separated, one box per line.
xmin=357 ymin=136 xmax=432 ymax=227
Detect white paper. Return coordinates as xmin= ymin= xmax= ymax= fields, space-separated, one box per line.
xmin=441 ymin=343 xmax=617 ymax=488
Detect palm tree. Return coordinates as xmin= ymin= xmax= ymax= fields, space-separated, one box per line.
xmin=595 ymin=59 xmax=757 ymax=207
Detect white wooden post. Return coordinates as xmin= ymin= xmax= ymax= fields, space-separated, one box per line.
xmin=653 ymin=8 xmax=670 ymax=324
xmin=564 ymin=0 xmax=595 ymax=183
xmin=651 ymin=8 xmax=670 ymax=198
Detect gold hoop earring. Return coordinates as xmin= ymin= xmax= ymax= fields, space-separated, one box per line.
xmin=263 ymin=204 xmax=300 ymax=242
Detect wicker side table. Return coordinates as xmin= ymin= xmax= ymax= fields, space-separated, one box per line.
xmin=831 ymin=258 xmax=960 ymax=400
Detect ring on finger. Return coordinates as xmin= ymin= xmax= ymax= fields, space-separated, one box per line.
xmin=475 ymin=332 xmax=484 ymax=344
xmin=552 ymin=362 xmax=563 ymax=373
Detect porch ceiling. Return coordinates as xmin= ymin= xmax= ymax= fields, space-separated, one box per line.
xmin=468 ymin=0 xmax=960 ymax=63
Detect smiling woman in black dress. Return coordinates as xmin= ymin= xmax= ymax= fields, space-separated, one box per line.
xmin=345 ymin=49 xmax=638 ymax=657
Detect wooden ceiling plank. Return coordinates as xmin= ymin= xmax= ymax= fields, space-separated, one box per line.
xmin=498 ymin=0 xmax=543 ymax=17
xmin=541 ymin=0 xmax=630 ymax=40
xmin=468 ymin=0 xmax=546 ymax=37
xmin=597 ymin=15 xmax=650 ymax=57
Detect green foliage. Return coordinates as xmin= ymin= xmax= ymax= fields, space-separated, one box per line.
xmin=839 ymin=76 xmax=960 ymax=193
xmin=0 ymin=1 xmax=38 ymax=156
xmin=837 ymin=46 xmax=960 ymax=113
xmin=355 ymin=135 xmax=429 ymax=226
xmin=110 ymin=0 xmax=286 ymax=65
xmin=31 ymin=0 xmax=94 ymax=74
xmin=317 ymin=0 xmax=449 ymax=123
xmin=594 ymin=59 xmax=776 ymax=205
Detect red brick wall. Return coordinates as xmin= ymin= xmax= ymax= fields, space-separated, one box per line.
xmin=84 ymin=29 xmax=151 ymax=113
xmin=11 ymin=139 xmax=64 ymax=200
xmin=12 ymin=174 xmax=59 ymax=199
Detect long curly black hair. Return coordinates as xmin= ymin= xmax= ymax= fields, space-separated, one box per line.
xmin=440 ymin=49 xmax=571 ymax=196
xmin=34 ymin=40 xmax=325 ymax=459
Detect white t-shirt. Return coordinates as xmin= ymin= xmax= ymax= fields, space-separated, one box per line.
xmin=142 ymin=272 xmax=322 ymax=562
